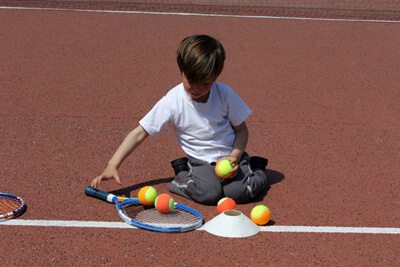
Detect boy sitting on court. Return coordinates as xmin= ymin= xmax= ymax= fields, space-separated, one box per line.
xmin=91 ymin=34 xmax=268 ymax=204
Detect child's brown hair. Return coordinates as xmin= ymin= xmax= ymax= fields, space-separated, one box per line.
xmin=177 ymin=35 xmax=226 ymax=84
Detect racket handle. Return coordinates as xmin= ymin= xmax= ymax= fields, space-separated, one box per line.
xmin=84 ymin=186 xmax=115 ymax=203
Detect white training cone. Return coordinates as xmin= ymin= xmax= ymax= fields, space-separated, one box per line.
xmin=203 ymin=210 xmax=260 ymax=238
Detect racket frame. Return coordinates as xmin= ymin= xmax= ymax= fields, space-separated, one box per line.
xmin=85 ymin=186 xmax=203 ymax=233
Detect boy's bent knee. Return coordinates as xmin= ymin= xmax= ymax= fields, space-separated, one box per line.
xmin=168 ymin=174 xmax=222 ymax=205
xmin=191 ymin=187 xmax=222 ymax=205
xmin=224 ymin=171 xmax=268 ymax=204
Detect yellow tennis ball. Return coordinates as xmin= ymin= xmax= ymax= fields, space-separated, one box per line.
xmin=215 ymin=159 xmax=233 ymax=179
xmin=250 ymin=205 xmax=271 ymax=226
xmin=138 ymin=186 xmax=157 ymax=206
xmin=155 ymin=193 xmax=174 ymax=213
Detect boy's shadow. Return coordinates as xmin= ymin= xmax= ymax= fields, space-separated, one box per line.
xmin=249 ymin=169 xmax=285 ymax=203
xmin=266 ymin=168 xmax=285 ymax=185
xmin=109 ymin=178 xmax=174 ymax=198
xmin=110 ymin=169 xmax=284 ymax=201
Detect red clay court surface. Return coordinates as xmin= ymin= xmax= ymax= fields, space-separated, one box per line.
xmin=1 ymin=2 xmax=399 ymax=266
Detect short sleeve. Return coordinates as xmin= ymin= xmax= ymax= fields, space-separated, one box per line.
xmin=226 ymin=89 xmax=252 ymax=127
xmin=139 ymin=96 xmax=171 ymax=137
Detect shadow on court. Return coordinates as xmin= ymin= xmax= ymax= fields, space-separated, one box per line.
xmin=109 ymin=169 xmax=285 ymax=206
xmin=109 ymin=178 xmax=174 ymax=198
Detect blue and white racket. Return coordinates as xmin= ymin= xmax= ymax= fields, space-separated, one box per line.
xmin=0 ymin=193 xmax=26 ymax=221
xmin=84 ymin=186 xmax=203 ymax=233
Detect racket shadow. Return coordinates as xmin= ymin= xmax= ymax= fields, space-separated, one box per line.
xmin=13 ymin=204 xmax=28 ymax=219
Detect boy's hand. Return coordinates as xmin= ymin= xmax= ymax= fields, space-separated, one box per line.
xmin=219 ymin=156 xmax=239 ymax=178
xmin=91 ymin=163 xmax=122 ymax=188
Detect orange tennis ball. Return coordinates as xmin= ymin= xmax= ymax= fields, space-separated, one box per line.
xmin=215 ymin=159 xmax=234 ymax=179
xmin=138 ymin=186 xmax=157 ymax=206
xmin=155 ymin=193 xmax=174 ymax=213
xmin=217 ymin=197 xmax=236 ymax=213
xmin=250 ymin=205 xmax=271 ymax=225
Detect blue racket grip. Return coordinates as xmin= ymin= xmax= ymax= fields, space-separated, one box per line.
xmin=84 ymin=186 xmax=115 ymax=203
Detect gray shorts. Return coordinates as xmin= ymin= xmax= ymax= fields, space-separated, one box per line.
xmin=168 ymin=152 xmax=267 ymax=204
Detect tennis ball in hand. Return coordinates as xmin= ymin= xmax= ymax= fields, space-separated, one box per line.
xmin=250 ymin=205 xmax=271 ymax=225
xmin=215 ymin=159 xmax=234 ymax=179
xmin=217 ymin=197 xmax=236 ymax=213
xmin=155 ymin=193 xmax=174 ymax=213
xmin=138 ymin=186 xmax=158 ymax=206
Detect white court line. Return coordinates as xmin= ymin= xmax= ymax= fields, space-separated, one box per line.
xmin=2 ymin=219 xmax=400 ymax=234
xmin=1 ymin=219 xmax=134 ymax=229
xmin=0 ymin=6 xmax=400 ymax=23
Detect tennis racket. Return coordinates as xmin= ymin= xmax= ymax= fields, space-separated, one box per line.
xmin=84 ymin=186 xmax=203 ymax=233
xmin=0 ymin=193 xmax=26 ymax=221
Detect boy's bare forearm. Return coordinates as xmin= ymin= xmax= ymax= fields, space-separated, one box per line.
xmin=231 ymin=122 xmax=248 ymax=161
xmin=108 ymin=125 xmax=149 ymax=168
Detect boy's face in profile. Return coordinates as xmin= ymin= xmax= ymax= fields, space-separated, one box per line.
xmin=182 ymin=74 xmax=214 ymax=103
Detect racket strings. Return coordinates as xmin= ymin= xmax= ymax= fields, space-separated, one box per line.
xmin=0 ymin=194 xmax=24 ymax=220
xmin=0 ymin=197 xmax=22 ymax=214
xmin=121 ymin=202 xmax=200 ymax=227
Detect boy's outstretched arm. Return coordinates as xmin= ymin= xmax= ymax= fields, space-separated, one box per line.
xmin=91 ymin=125 xmax=149 ymax=188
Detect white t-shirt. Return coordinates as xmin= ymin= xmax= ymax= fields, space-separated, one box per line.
xmin=139 ymin=82 xmax=251 ymax=163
